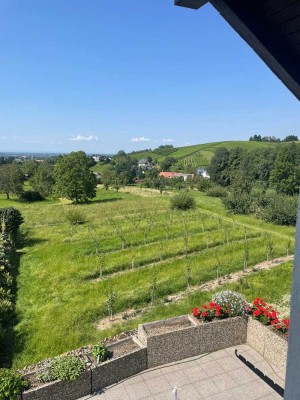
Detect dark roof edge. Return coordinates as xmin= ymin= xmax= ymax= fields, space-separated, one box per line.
xmin=210 ymin=0 xmax=300 ymax=101
xmin=174 ymin=0 xmax=208 ymax=10
xmin=175 ymin=0 xmax=300 ymax=101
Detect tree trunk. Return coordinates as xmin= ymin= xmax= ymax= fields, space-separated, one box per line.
xmin=6 ymin=192 xmax=9 ymax=200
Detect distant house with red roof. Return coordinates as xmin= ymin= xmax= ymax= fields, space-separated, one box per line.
xmin=159 ymin=172 xmax=194 ymax=181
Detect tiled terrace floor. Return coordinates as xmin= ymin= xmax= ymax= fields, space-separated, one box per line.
xmin=80 ymin=344 xmax=285 ymax=400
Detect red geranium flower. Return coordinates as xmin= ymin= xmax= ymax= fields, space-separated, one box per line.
xmin=209 ymin=301 xmax=217 ymax=309
xmin=193 ymin=307 xmax=199 ymax=317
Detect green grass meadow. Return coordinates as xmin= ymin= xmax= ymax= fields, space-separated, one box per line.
xmin=1 ymin=187 xmax=294 ymax=368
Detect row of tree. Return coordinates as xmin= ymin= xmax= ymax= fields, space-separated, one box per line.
xmin=208 ymin=142 xmax=300 ymax=195
xmin=249 ymin=134 xmax=298 ymax=142
xmin=0 ymin=161 xmax=55 ymax=200
xmin=0 ymin=152 xmax=97 ymax=203
xmin=206 ymin=143 xmax=300 ymax=224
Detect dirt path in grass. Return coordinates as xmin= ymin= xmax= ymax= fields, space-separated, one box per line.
xmin=120 ymin=186 xmax=173 ymax=197
xmin=96 ymin=254 xmax=293 ymax=331
xmin=166 ymin=254 xmax=294 ymax=303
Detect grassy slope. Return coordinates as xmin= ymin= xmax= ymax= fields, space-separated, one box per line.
xmin=129 ymin=141 xmax=278 ymax=168
xmin=2 ymin=188 xmax=294 ymax=368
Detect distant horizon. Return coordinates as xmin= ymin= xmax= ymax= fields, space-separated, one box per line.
xmin=0 ymin=136 xmax=293 ymax=157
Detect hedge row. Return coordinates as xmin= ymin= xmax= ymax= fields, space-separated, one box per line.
xmin=0 ymin=207 xmax=23 ymax=365
xmin=0 ymin=207 xmax=24 ymax=245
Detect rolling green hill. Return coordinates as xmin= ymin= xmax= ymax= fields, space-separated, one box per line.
xmin=129 ymin=141 xmax=279 ymax=169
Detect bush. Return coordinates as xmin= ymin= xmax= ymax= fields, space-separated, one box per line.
xmin=196 ymin=177 xmax=212 ymax=192
xmin=261 ymin=194 xmax=297 ymax=225
xmin=65 ymin=209 xmax=86 ymax=225
xmin=206 ymin=186 xmax=228 ymax=198
xmin=19 ymin=190 xmax=44 ymax=202
xmin=36 ymin=367 xmax=54 ymax=383
xmin=92 ymin=343 xmax=108 ymax=363
xmin=0 ymin=208 xmax=24 ymax=239
xmin=51 ymin=356 xmax=85 ymax=381
xmin=0 ymin=369 xmax=29 ymax=400
xmin=272 ymin=294 xmax=291 ymax=319
xmin=222 ymin=192 xmax=253 ymax=214
xmin=0 ymin=234 xmax=15 ymax=355
xmin=170 ymin=192 xmax=196 ymax=210
xmin=212 ymin=290 xmax=248 ymax=317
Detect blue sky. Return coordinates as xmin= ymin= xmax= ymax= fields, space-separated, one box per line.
xmin=0 ymin=0 xmax=299 ymax=153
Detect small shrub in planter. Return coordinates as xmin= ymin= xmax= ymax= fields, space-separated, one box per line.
xmin=193 ymin=292 xmax=249 ymax=322
xmin=0 ymin=368 xmax=29 ymax=400
xmin=272 ymin=294 xmax=291 ymax=318
xmin=92 ymin=343 xmax=108 ymax=364
xmin=212 ymin=290 xmax=248 ymax=317
xmin=51 ymin=356 xmax=85 ymax=381
xmin=170 ymin=192 xmax=196 ymax=210
xmin=36 ymin=367 xmax=54 ymax=383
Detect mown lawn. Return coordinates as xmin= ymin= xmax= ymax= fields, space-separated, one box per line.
xmin=0 ymin=188 xmax=294 ymax=368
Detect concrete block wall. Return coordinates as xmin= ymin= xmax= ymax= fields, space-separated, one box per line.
xmin=91 ymin=338 xmax=147 ymax=392
xmin=247 ymin=317 xmax=288 ymax=371
xmin=20 ymin=315 xmax=287 ymax=400
xmin=22 ymin=370 xmax=92 ymax=400
xmin=138 ymin=315 xmax=248 ymax=368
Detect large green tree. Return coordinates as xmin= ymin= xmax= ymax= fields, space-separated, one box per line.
xmin=30 ymin=162 xmax=55 ymax=197
xmin=207 ymin=147 xmax=230 ymax=186
xmin=53 ymin=151 xmax=97 ymax=203
xmin=0 ymin=164 xmax=23 ymax=199
xmin=270 ymin=143 xmax=300 ymax=195
xmin=114 ymin=151 xmax=138 ymax=183
xmin=21 ymin=159 xmax=39 ymax=178
xmin=101 ymin=166 xmax=116 ymax=190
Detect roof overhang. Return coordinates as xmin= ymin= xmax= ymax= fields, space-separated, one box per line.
xmin=175 ymin=0 xmax=208 ymax=9
xmin=175 ymin=0 xmax=300 ymax=101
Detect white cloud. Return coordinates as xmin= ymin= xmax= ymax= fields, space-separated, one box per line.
xmin=68 ymin=135 xmax=99 ymax=142
xmin=0 ymin=136 xmax=7 ymax=140
xmin=131 ymin=137 xmax=150 ymax=143
xmin=163 ymin=138 xmax=174 ymax=143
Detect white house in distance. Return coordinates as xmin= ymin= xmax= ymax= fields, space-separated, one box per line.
xmin=196 ymin=168 xmax=210 ymax=178
xmin=159 ymin=171 xmax=194 ymax=181
xmin=138 ymin=158 xmax=152 ymax=171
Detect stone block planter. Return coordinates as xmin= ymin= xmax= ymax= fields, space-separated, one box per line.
xmin=20 ymin=315 xmax=279 ymax=400
xmin=91 ymin=336 xmax=147 ymax=392
xmin=138 ymin=315 xmax=199 ymax=368
xmin=22 ymin=369 xmax=91 ymax=400
xmin=195 ymin=315 xmax=248 ymax=354
xmin=21 ymin=337 xmax=146 ymax=400
xmin=138 ymin=315 xmax=247 ymax=368
xmin=247 ymin=317 xmax=288 ymax=371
